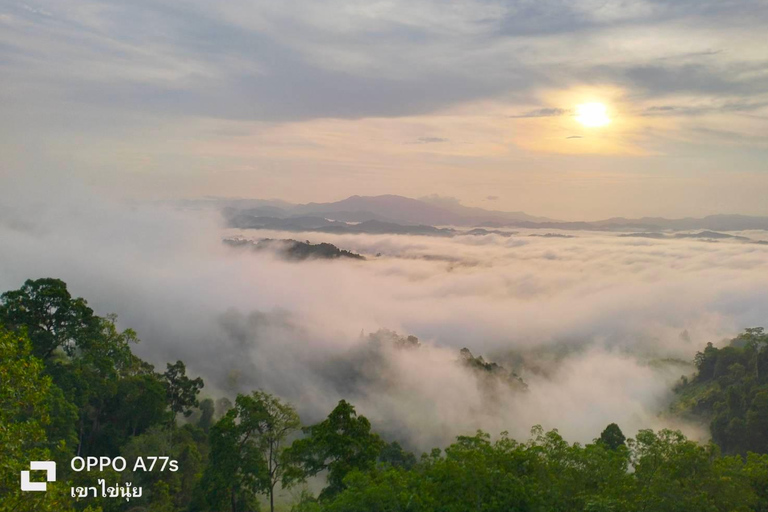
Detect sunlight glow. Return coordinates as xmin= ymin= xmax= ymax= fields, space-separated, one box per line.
xmin=575 ymin=102 xmax=611 ymax=127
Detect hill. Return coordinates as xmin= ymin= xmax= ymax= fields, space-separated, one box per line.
xmin=224 ymin=237 xmax=365 ymax=261
xmin=671 ymin=328 xmax=768 ymax=455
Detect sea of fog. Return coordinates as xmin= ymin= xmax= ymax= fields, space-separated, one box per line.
xmin=2 ymin=184 xmax=768 ymax=449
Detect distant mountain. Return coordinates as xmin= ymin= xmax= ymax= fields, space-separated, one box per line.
xmin=294 ymin=195 xmax=460 ymax=225
xmin=216 ymin=195 xmax=768 ymax=233
xmin=224 ymin=195 xmax=554 ymax=227
xmin=293 ymin=194 xmax=553 ymax=226
xmin=419 ymin=195 xmax=555 ymax=224
xmin=226 ymin=214 xmax=339 ymax=230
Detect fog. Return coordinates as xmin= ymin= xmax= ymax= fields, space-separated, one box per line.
xmin=3 ymin=181 xmax=768 ymax=449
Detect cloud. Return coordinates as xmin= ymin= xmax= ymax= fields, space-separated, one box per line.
xmin=620 ymin=63 xmax=768 ymax=97
xmin=415 ymin=137 xmax=449 ymax=144
xmin=2 ymin=0 xmax=768 ymax=211
xmin=645 ymin=105 xmax=677 ymax=112
xmin=510 ymin=107 xmax=571 ymax=118
xmin=642 ymin=101 xmax=768 ymax=116
xmin=566 ymin=135 xmax=583 ymax=139
xmin=2 ymin=182 xmax=768 ymax=448
xmin=3 ymin=0 xmax=766 ymax=127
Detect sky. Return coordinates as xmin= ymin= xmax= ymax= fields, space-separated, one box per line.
xmin=1 ymin=0 xmax=768 ymax=219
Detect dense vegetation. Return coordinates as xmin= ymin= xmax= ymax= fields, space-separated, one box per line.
xmin=2 ymin=278 xmax=768 ymax=512
xmin=674 ymin=327 xmax=768 ymax=455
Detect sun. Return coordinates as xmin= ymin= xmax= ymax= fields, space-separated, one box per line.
xmin=575 ymin=102 xmax=610 ymax=127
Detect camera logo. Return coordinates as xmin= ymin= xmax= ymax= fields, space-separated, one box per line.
xmin=20 ymin=461 xmax=56 ymax=491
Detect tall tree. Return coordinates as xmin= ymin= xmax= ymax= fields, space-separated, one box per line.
xmin=283 ymin=400 xmax=385 ymax=500
xmin=164 ymin=360 xmax=204 ymax=422
xmin=598 ymin=423 xmax=626 ymax=450
xmin=0 ymin=279 xmax=157 ymax=456
xmin=0 ymin=278 xmax=98 ymax=359
xmin=197 ymin=397 xmax=216 ymax=433
xmin=195 ymin=391 xmax=300 ymax=512
xmin=245 ymin=391 xmax=301 ymax=512
xmin=197 ymin=395 xmax=265 ymax=512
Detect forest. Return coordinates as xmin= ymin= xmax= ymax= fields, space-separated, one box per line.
xmin=2 ymin=278 xmax=768 ymax=512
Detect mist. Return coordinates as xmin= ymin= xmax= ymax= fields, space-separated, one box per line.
xmin=2 ymin=180 xmax=767 ymax=449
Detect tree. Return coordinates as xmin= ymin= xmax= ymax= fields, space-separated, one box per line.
xmin=0 ymin=327 xmax=82 ymax=512
xmin=675 ymin=327 xmax=768 ymax=455
xmin=629 ymin=429 xmax=756 ymax=511
xmin=743 ymin=452 xmax=768 ymax=512
xmin=197 ymin=402 xmax=263 ymax=512
xmin=317 ymin=467 xmax=419 ymax=512
xmin=746 ymin=391 xmax=768 ymax=454
xmin=0 ymin=278 xmax=98 ymax=360
xmin=0 ymin=279 xmax=154 ymax=456
xmin=379 ymin=441 xmax=417 ymax=469
xmin=243 ymin=391 xmax=301 ymax=512
xmin=108 ymin=372 xmax=168 ymax=440
xmin=164 ymin=360 xmax=204 ymax=422
xmin=283 ymin=400 xmax=385 ymax=500
xmin=197 ymin=397 xmax=216 ymax=432
xmin=196 ymin=391 xmax=299 ymax=512
xmin=47 ymin=314 xmax=150 ymax=456
xmin=122 ymin=424 xmax=206 ymax=512
xmin=693 ymin=342 xmax=719 ymax=381
xmin=598 ymin=423 xmax=626 ymax=450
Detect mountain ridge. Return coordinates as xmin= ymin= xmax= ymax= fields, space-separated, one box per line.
xmin=206 ymin=195 xmax=768 ymax=232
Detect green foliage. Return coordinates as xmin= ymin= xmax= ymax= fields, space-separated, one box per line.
xmin=45 ymin=314 xmax=166 ymax=457
xmin=43 ymin=381 xmax=80 ymax=462
xmin=0 ymin=279 xmax=204 ymax=512
xmin=0 ymin=278 xmax=98 ymax=360
xmin=629 ymin=428 xmax=755 ymax=511
xmin=248 ymin=391 xmax=302 ymax=512
xmin=743 ymin=453 xmax=768 ymax=512
xmin=379 ymin=441 xmax=417 ymax=470
xmin=196 ymin=391 xmax=300 ymax=512
xmin=598 ymin=423 xmax=626 ymax=450
xmin=459 ymin=347 xmax=528 ymax=391
xmin=316 ymin=426 xmax=763 ymax=512
xmin=121 ymin=424 xmax=207 ymax=511
xmin=0 ymin=327 xmax=52 ymax=510
xmin=675 ymin=327 xmax=768 ymax=454
xmin=196 ymin=398 xmax=216 ymax=433
xmin=204 ymin=391 xmax=301 ymax=512
xmin=164 ymin=360 xmax=204 ymax=421
xmin=0 ymin=327 xmax=90 ymax=512
xmin=195 ymin=398 xmax=263 ymax=512
xmin=3 ymin=279 xmax=768 ymax=512
xmin=1 ymin=278 xmax=167 ymax=457
xmin=283 ymin=400 xmax=385 ymax=500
